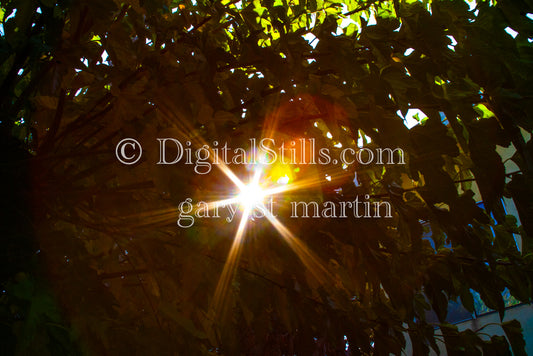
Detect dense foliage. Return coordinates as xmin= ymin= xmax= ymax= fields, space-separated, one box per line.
xmin=1 ymin=0 xmax=533 ymax=354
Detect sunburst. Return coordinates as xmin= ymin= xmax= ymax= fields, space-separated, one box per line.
xmin=207 ymin=157 xmax=340 ymax=321
xmin=153 ymin=95 xmax=347 ymax=321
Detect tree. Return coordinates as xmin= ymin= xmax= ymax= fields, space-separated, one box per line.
xmin=1 ymin=0 xmax=532 ymax=354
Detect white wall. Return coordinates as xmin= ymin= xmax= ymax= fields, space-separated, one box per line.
xmin=403 ymin=304 xmax=533 ymax=355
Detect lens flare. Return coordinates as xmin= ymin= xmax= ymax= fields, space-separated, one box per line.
xmin=207 ymin=160 xmax=343 ymax=321
xmin=237 ymin=183 xmax=265 ymax=209
xmin=237 ymin=167 xmax=266 ymax=210
xmin=119 ymin=94 xmax=352 ymax=325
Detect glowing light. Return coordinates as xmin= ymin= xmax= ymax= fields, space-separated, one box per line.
xmin=277 ymin=175 xmax=290 ymax=185
xmin=237 ymin=182 xmax=265 ymax=210
xmin=200 ymin=98 xmax=356 ymax=320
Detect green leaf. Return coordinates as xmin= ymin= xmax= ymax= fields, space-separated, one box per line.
xmin=501 ymin=319 xmax=526 ymax=356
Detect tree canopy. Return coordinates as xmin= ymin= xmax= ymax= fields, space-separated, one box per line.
xmin=1 ymin=0 xmax=533 ymax=354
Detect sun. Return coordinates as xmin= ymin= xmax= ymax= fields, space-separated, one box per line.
xmin=237 ymin=182 xmax=265 ymax=210
xmin=234 ymin=166 xmax=266 ymax=212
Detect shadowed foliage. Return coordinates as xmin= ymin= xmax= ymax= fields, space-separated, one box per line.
xmin=1 ymin=0 xmax=533 ymax=354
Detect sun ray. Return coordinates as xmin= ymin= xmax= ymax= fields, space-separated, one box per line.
xmin=111 ymin=207 xmax=180 ymax=229
xmin=203 ymin=141 xmax=357 ymax=317
xmin=210 ymin=206 xmax=250 ymax=319
xmin=200 ymin=100 xmax=355 ymax=320
xmin=264 ymin=212 xmax=333 ymax=286
xmin=131 ymin=95 xmax=353 ymax=323
xmin=207 ymin=161 xmax=338 ymax=321
xmin=216 ymin=162 xmax=247 ymax=191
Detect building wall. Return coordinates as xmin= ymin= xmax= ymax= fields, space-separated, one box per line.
xmin=403 ymin=303 xmax=533 ymax=355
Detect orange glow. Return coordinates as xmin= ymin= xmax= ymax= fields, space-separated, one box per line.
xmin=202 ymin=95 xmax=355 ymax=320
